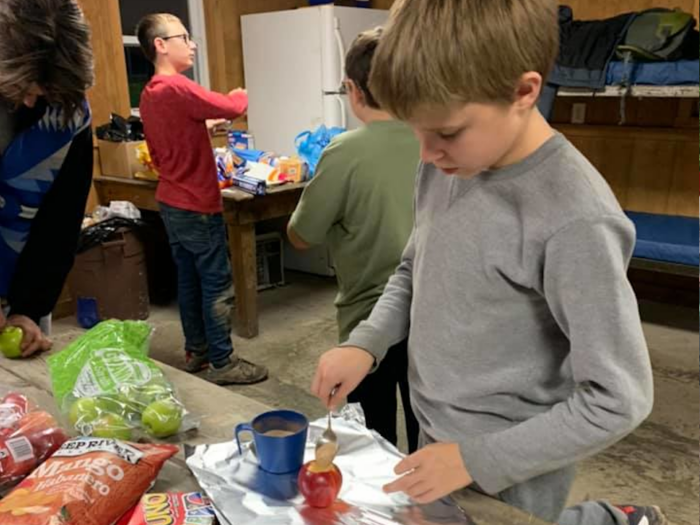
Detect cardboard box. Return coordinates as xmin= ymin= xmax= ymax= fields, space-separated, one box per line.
xmin=97 ymin=139 xmax=145 ymax=178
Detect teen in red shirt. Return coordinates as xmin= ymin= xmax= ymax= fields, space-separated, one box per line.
xmin=137 ymin=13 xmax=267 ymax=385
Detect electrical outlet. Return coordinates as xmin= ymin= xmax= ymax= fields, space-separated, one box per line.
xmin=571 ymin=103 xmax=587 ymax=124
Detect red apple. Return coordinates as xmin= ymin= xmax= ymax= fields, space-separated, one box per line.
xmin=298 ymin=460 xmax=343 ymax=508
xmin=2 ymin=393 xmax=30 ymax=416
xmin=25 ymin=427 xmax=68 ymax=460
xmin=0 ymin=436 xmax=38 ymax=486
xmin=13 ymin=410 xmax=57 ymax=438
xmin=0 ymin=393 xmax=30 ymax=430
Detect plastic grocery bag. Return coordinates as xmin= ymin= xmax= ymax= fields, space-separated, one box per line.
xmin=47 ymin=320 xmax=198 ymax=441
xmin=294 ymin=125 xmax=345 ymax=177
xmin=0 ymin=390 xmax=68 ymax=496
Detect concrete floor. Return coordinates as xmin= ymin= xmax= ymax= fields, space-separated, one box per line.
xmin=53 ymin=271 xmax=699 ymax=525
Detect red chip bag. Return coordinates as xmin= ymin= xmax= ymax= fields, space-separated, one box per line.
xmin=0 ymin=437 xmax=178 ymax=525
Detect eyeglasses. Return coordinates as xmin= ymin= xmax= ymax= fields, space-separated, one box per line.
xmin=161 ymin=33 xmax=193 ymax=45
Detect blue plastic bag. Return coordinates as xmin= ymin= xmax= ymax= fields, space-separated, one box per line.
xmin=295 ymin=125 xmax=345 ymax=177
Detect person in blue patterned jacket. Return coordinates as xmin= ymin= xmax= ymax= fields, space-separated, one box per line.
xmin=0 ymin=0 xmax=94 ymax=356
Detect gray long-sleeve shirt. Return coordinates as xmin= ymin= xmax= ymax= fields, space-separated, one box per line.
xmin=344 ymin=133 xmax=653 ymax=495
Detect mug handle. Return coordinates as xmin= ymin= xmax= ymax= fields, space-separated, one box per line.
xmin=235 ymin=422 xmax=254 ymax=455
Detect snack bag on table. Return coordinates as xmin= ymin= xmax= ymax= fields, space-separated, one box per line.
xmin=47 ymin=320 xmax=198 ymax=442
xmin=0 ymin=437 xmax=177 ymax=525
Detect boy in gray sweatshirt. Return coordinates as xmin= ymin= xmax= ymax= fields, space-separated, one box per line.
xmin=310 ymin=1 xmax=662 ymax=525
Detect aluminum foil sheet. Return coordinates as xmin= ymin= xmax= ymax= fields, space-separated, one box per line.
xmin=186 ymin=405 xmax=475 ymax=525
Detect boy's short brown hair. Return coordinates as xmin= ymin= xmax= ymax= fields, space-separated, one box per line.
xmin=345 ymin=27 xmax=383 ymax=109
xmin=0 ymin=0 xmax=93 ymax=117
xmin=370 ymin=0 xmax=559 ymax=119
xmin=136 ymin=13 xmax=181 ymax=63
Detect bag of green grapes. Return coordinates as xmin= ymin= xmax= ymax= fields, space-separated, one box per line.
xmin=48 ymin=320 xmax=198 ymax=441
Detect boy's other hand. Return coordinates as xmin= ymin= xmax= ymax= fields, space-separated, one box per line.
xmin=228 ymin=88 xmax=247 ymax=97
xmin=383 ymin=443 xmax=473 ymax=504
xmin=206 ymin=118 xmax=227 ymax=134
xmin=311 ymin=346 xmax=374 ymax=410
xmin=6 ymin=315 xmax=52 ymax=357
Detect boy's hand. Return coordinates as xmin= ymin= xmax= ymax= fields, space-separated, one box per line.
xmin=383 ymin=443 xmax=473 ymax=504
xmin=206 ymin=118 xmax=227 ymax=134
xmin=6 ymin=315 xmax=52 ymax=357
xmin=228 ymin=88 xmax=247 ymax=97
xmin=311 ymin=346 xmax=374 ymax=410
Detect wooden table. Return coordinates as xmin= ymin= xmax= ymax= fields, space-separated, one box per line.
xmin=0 ymin=354 xmax=551 ymax=524
xmin=94 ymin=176 xmax=304 ymax=338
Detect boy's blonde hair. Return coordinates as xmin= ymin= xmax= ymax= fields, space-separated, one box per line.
xmin=369 ymin=0 xmax=559 ymax=119
xmin=136 ymin=13 xmax=182 ymax=63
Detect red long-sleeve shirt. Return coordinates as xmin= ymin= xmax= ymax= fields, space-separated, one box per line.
xmin=139 ymin=74 xmax=247 ymax=213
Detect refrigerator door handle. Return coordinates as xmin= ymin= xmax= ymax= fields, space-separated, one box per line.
xmin=334 ymin=17 xmax=346 ymax=88
xmin=336 ymin=94 xmax=347 ymax=129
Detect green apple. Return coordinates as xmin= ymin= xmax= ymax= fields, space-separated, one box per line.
xmin=91 ymin=413 xmax=132 ymax=441
xmin=141 ymin=399 xmax=183 ymax=438
xmin=94 ymin=395 xmax=125 ymax=416
xmin=69 ymin=397 xmax=101 ymax=429
xmin=0 ymin=326 xmax=23 ymax=359
xmin=135 ymin=383 xmax=172 ymax=407
xmin=116 ymin=392 xmax=143 ymax=419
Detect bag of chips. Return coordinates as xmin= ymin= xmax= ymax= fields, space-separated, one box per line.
xmin=0 ymin=437 xmax=178 ymax=525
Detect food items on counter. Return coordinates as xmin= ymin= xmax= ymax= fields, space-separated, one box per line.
xmin=141 ymin=399 xmax=183 ymax=439
xmin=0 ymin=394 xmax=67 ymax=494
xmin=68 ymin=397 xmax=101 ymax=428
xmin=0 ymin=437 xmax=178 ymax=525
xmin=49 ymin=321 xmax=195 ymax=440
xmin=0 ymin=393 xmax=31 ymax=429
xmin=298 ymin=460 xmax=343 ymax=508
xmin=116 ymin=492 xmax=216 ymax=525
xmin=91 ymin=413 xmax=133 ymax=441
xmin=0 ymin=328 xmax=23 ymax=359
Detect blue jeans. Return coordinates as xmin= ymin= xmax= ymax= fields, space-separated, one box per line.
xmin=159 ymin=203 xmax=234 ymax=367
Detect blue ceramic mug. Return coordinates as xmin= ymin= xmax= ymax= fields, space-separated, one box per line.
xmin=235 ymin=410 xmax=309 ymax=474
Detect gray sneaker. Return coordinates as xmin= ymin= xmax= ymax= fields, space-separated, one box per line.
xmin=207 ymin=358 xmax=268 ymax=385
xmin=184 ymin=352 xmax=209 ymax=373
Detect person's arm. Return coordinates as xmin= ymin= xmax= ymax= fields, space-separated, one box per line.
xmin=287 ymin=141 xmax=350 ymax=251
xmin=7 ymin=125 xmax=93 ymax=323
xmin=341 ymin=231 xmax=415 ymax=365
xmin=178 ymin=78 xmax=248 ymax=121
xmin=454 ymin=215 xmax=653 ymax=495
xmin=312 ymin=230 xmax=416 ymax=407
xmin=286 ymin=224 xmax=311 ymax=250
xmin=312 ymin=161 xmax=422 ymax=406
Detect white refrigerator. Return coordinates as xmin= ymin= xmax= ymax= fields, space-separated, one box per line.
xmin=242 ymin=5 xmax=388 ymax=277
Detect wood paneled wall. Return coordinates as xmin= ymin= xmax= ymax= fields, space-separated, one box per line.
xmin=203 ymin=0 xmax=307 ymax=94
xmin=555 ymin=125 xmax=698 ymax=217
xmin=371 ymin=0 xmax=699 ymax=20
xmin=78 ymin=0 xmax=130 ymax=129
xmin=559 ymin=0 xmax=697 ymax=20
xmin=78 ymin=0 xmax=131 ymax=212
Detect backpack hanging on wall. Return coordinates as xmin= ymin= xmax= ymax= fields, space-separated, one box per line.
xmin=616 ymin=8 xmax=696 ymax=61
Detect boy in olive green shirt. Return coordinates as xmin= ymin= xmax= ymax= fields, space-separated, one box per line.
xmin=288 ymin=28 xmax=419 ymax=452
